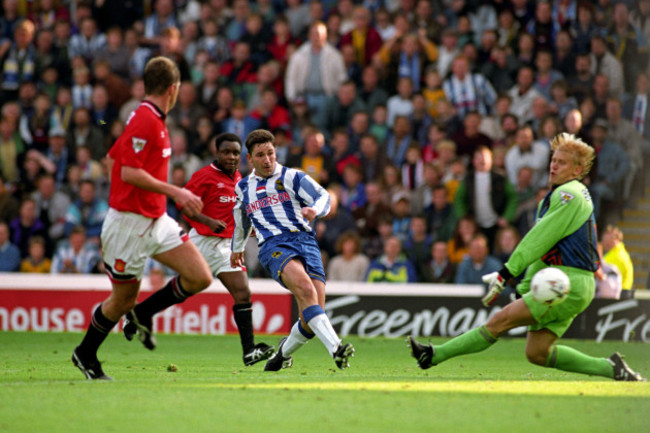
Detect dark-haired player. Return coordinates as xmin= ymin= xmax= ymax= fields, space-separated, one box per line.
xmin=179 ymin=133 xmax=274 ymax=366
xmin=72 ymin=57 xmax=213 ymax=380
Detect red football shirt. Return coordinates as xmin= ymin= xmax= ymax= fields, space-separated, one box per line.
xmin=182 ymin=163 xmax=241 ymax=238
xmin=108 ymin=101 xmax=171 ymax=218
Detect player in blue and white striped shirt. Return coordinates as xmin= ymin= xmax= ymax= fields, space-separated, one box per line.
xmin=230 ymin=129 xmax=355 ymax=371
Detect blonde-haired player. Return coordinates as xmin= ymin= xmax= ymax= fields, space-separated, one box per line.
xmin=409 ymin=133 xmax=645 ymax=381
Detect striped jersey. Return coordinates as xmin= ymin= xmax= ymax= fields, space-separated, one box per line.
xmin=231 ymin=163 xmax=330 ymax=252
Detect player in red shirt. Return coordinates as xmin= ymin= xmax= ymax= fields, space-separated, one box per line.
xmin=72 ymin=57 xmax=213 ymax=380
xmin=177 ymin=133 xmax=274 ymax=365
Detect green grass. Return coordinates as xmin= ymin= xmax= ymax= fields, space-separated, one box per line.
xmin=1 ymin=332 xmax=649 ymax=433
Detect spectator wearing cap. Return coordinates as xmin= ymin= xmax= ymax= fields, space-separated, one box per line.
xmin=42 ymin=124 xmax=71 ymax=186
xmin=589 ymin=118 xmax=631 ymax=222
xmin=391 ymin=191 xmax=411 ymax=242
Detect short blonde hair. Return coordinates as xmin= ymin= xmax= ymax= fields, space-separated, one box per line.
xmin=605 ymin=225 xmax=624 ymax=242
xmin=550 ymin=132 xmax=595 ymax=179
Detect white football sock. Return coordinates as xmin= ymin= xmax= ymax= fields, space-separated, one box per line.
xmin=307 ymin=313 xmax=341 ymax=356
xmin=281 ymin=321 xmax=311 ymax=356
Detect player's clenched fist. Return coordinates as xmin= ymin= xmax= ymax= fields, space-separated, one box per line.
xmin=176 ymin=188 xmax=203 ymax=217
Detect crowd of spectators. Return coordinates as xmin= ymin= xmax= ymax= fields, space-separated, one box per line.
xmin=0 ymin=0 xmax=647 ymax=291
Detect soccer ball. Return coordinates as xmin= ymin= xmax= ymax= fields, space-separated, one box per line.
xmin=530 ymin=267 xmax=570 ymax=306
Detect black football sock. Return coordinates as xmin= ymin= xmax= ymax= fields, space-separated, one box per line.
xmin=77 ymin=304 xmax=118 ymax=357
xmin=134 ymin=276 xmax=192 ymax=321
xmin=233 ymin=302 xmax=255 ymax=353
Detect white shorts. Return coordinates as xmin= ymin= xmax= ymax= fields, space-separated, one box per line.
xmin=101 ymin=208 xmax=188 ymax=282
xmin=189 ymin=228 xmax=244 ymax=276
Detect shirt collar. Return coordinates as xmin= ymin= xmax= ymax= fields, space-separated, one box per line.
xmin=140 ymin=99 xmax=167 ymax=120
xmin=252 ymin=163 xmax=282 ymax=180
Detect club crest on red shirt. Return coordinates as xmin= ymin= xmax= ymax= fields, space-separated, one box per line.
xmin=132 ymin=137 xmax=147 ymax=153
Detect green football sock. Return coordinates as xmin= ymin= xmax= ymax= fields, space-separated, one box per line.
xmin=546 ymin=345 xmax=614 ymax=379
xmin=432 ymin=326 xmax=498 ymax=364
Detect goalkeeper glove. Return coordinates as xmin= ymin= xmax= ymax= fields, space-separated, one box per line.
xmin=481 ymin=267 xmax=513 ymax=307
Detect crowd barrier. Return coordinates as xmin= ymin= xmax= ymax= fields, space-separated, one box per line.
xmin=1 ymin=274 xmax=649 ymax=342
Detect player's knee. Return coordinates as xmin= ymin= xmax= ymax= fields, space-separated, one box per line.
xmin=231 ymin=288 xmax=251 ymax=304
xmin=184 ymin=270 xmax=213 ymax=292
xmin=526 ymin=348 xmax=548 ymax=366
xmin=293 ymin=283 xmax=317 ymax=304
xmin=195 ymin=275 xmax=213 ymax=292
xmin=485 ymin=311 xmax=508 ymax=337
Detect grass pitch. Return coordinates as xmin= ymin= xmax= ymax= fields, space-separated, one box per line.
xmin=1 ymin=332 xmax=648 ymax=433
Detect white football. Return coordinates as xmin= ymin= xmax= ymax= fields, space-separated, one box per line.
xmin=531 ymin=267 xmax=570 ymax=306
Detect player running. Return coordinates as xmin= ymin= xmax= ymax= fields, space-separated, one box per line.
xmin=230 ymin=129 xmax=354 ymax=371
xmin=178 ymin=133 xmax=274 ymax=366
xmin=72 ymin=57 xmax=213 ymax=380
xmin=408 ymin=133 xmax=645 ymax=381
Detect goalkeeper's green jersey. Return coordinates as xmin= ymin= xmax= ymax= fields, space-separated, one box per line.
xmin=504 ymin=179 xmax=599 ymax=278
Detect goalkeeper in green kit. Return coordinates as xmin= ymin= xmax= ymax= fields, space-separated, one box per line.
xmin=408 ymin=133 xmax=645 ymax=381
